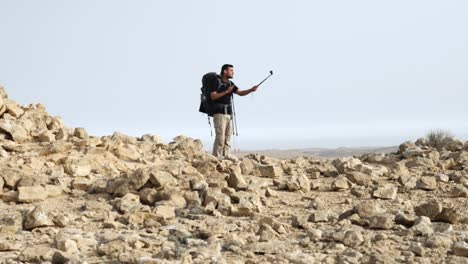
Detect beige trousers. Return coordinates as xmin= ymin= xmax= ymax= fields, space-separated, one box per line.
xmin=212 ymin=113 xmax=233 ymax=157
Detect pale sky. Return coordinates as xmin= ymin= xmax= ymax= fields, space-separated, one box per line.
xmin=1 ymin=0 xmax=467 ymax=149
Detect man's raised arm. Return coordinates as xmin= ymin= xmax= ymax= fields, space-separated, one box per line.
xmin=235 ymin=85 xmax=258 ymax=96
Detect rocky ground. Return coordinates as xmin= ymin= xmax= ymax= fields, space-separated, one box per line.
xmin=0 ymin=86 xmax=468 ymax=264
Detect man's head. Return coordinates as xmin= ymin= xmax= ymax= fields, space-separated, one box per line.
xmin=220 ymin=64 xmax=234 ymax=79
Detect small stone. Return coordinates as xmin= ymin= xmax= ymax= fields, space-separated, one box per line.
xmin=416 ymin=176 xmax=437 ymax=191
xmin=308 ymin=211 xmax=329 ymax=223
xmin=308 ymin=229 xmax=323 ymax=242
xmin=265 ymin=188 xmax=278 ymax=197
xmin=411 ymin=216 xmax=434 ymax=236
xmin=52 ymin=251 xmax=80 ymax=264
xmin=450 ymin=185 xmax=468 ymax=198
xmin=74 ymin=127 xmax=88 ymax=139
xmin=453 ymin=241 xmax=468 ymax=257
xmin=354 ymin=201 xmax=385 ymax=218
xmin=256 ymin=224 xmax=278 ymax=242
xmin=227 ymin=171 xmax=248 ymax=190
xmin=0 ymin=213 xmax=22 ymax=234
xmin=342 ymin=230 xmax=364 ymax=248
xmin=346 ymin=171 xmax=372 ymax=186
xmin=20 ymin=246 xmax=55 ymax=262
xmin=18 ymin=186 xmax=48 ymax=203
xmin=435 ymin=207 xmax=461 ymax=224
xmin=436 ymin=174 xmax=450 ymax=182
xmin=23 ymin=205 xmax=54 ymax=230
xmin=424 ymin=234 xmax=452 ymax=249
xmin=38 ymin=130 xmax=55 ymax=142
xmin=408 ymin=243 xmax=425 ymax=257
xmin=153 ymin=205 xmax=176 ymax=220
xmin=414 ymin=200 xmax=443 ymax=220
xmin=149 ymin=169 xmax=177 ymax=188
xmin=258 ymin=165 xmax=282 ymax=178
xmin=368 ymin=214 xmax=394 ymax=230
xmin=395 ymin=212 xmax=417 ymax=227
xmin=0 ymin=241 xmax=21 ymax=251
xmin=373 ymin=184 xmax=397 ymax=200
xmin=72 ymin=178 xmax=93 ymax=191
xmin=332 ymin=175 xmax=352 ymax=190
xmin=116 ymin=193 xmax=141 ymax=213
xmin=114 ymin=145 xmax=140 ymax=161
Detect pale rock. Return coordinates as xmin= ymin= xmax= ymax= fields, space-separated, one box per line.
xmin=308 ymin=229 xmax=323 ymax=242
xmin=256 ymin=224 xmax=278 ymax=242
xmin=114 ymin=145 xmax=141 ymax=161
xmin=373 ymin=184 xmax=397 ymax=200
xmin=450 ymin=185 xmax=468 ymax=198
xmin=0 ymin=119 xmax=28 ymax=143
xmin=227 ymin=171 xmax=248 ymax=190
xmin=5 ymin=101 xmax=24 ymax=118
xmin=38 ymin=130 xmax=55 ymax=142
xmin=411 ymin=216 xmax=434 ymax=236
xmin=19 ymin=246 xmax=55 ymax=262
xmin=399 ymin=174 xmax=418 ymax=189
xmin=332 ymin=157 xmax=362 ymax=174
xmin=23 ymin=205 xmax=54 ymax=230
xmin=1 ymin=190 xmax=18 ymax=203
xmin=73 ymin=127 xmax=88 ymax=139
xmin=0 ymin=241 xmax=21 ymax=251
xmin=416 ymin=176 xmax=438 ymax=191
xmin=240 ymin=158 xmax=256 ymax=175
xmin=18 ymin=186 xmax=48 ymax=203
xmin=346 ymin=171 xmax=372 ymax=186
xmin=424 ymin=234 xmax=452 ymax=249
xmin=154 ymin=190 xmax=187 ymax=208
xmin=342 ymin=230 xmax=364 ymax=248
xmin=308 ymin=211 xmax=329 ymax=223
xmin=45 ymin=185 xmax=64 ymax=197
xmin=0 ymin=167 xmax=24 ymax=188
xmin=52 ymin=251 xmax=81 ymax=264
xmin=0 ymin=176 xmax=3 ymax=194
xmin=436 ymin=174 xmax=450 ymax=183
xmin=332 ymin=175 xmax=352 ymax=190
xmin=149 ymin=168 xmax=177 ymax=188
xmin=408 ymin=243 xmax=425 ymax=257
xmin=354 ymin=201 xmax=386 ymax=218
xmin=453 ymin=241 xmax=468 ymax=257
xmin=71 ymin=178 xmax=93 ymax=191
xmin=139 ymin=188 xmax=158 ymax=204
xmin=258 ymin=165 xmax=281 ymax=178
xmin=64 ymin=158 xmax=92 ymax=177
xmin=265 ymin=188 xmax=278 ymax=197
xmin=0 ymin=213 xmax=23 ymax=234
xmin=153 ymin=205 xmax=176 ymax=220
xmin=116 ymin=193 xmax=141 ymax=213
xmin=368 ymin=214 xmax=394 ymax=230
xmin=56 ymin=233 xmax=79 ymax=254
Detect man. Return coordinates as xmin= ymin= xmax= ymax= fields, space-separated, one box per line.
xmin=210 ymin=64 xmax=258 ymax=157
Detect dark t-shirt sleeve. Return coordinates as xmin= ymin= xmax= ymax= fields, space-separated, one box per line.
xmin=209 ymin=78 xmax=218 ymax=94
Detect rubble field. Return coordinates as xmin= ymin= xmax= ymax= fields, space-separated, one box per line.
xmin=0 ymin=86 xmax=467 ymax=263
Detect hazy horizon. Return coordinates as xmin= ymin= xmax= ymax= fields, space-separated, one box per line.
xmin=1 ymin=0 xmax=467 ymax=150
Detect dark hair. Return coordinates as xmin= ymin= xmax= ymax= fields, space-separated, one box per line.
xmin=220 ymin=64 xmax=234 ymax=76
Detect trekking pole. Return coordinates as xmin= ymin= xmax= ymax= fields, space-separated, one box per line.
xmin=231 ymin=95 xmax=239 ymax=152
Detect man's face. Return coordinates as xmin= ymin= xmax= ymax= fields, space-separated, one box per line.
xmin=224 ymin=67 xmax=234 ymax=79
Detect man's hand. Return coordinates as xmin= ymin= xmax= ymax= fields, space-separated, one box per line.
xmin=226 ymin=85 xmax=235 ymax=94
xmin=250 ymin=85 xmax=258 ymax=92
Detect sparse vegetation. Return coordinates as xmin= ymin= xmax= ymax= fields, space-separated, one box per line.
xmin=426 ymin=129 xmax=453 ymax=150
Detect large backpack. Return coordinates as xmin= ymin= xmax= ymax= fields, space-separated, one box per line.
xmin=199 ymin=72 xmax=221 ymax=117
